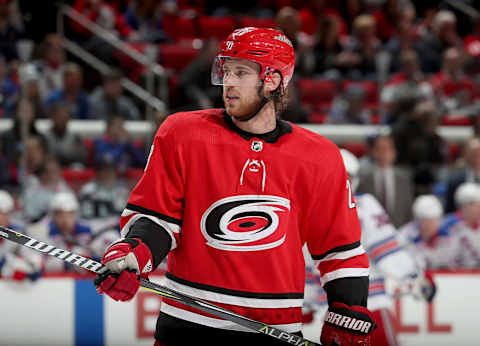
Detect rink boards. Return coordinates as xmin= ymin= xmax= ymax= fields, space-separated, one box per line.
xmin=0 ymin=270 xmax=478 ymax=346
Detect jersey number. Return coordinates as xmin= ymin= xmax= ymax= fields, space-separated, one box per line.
xmin=347 ymin=180 xmax=356 ymax=209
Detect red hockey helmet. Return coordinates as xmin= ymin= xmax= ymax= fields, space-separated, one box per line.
xmin=211 ymin=27 xmax=295 ymax=93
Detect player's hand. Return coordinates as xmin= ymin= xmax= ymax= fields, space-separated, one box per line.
xmin=94 ymin=238 xmax=153 ymax=301
xmin=412 ymin=271 xmax=436 ymax=303
xmin=320 ymin=302 xmax=376 ymax=346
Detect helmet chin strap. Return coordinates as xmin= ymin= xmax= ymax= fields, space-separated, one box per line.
xmin=237 ymin=82 xmax=272 ymax=122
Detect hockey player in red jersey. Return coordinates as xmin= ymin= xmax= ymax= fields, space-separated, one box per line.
xmin=94 ymin=27 xmax=374 ymax=345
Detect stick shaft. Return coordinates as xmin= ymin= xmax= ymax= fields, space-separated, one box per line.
xmin=0 ymin=226 xmax=320 ymax=346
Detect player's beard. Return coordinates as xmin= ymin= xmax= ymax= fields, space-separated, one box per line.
xmin=223 ymin=87 xmax=263 ymax=121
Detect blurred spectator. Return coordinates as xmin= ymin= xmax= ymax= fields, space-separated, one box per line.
xmin=44 ymin=102 xmax=87 ymax=168
xmin=0 ymin=190 xmax=42 ymax=281
xmin=357 ymin=133 xmax=413 ymax=227
xmin=14 ymin=63 xmax=47 ymax=118
xmin=45 ymin=62 xmax=90 ymax=119
xmin=24 ymin=135 xmax=48 ymax=178
xmin=430 ymin=47 xmax=475 ymax=115
xmin=383 ymin=84 xmax=420 ymax=126
xmin=0 ymin=0 xmax=23 ymax=62
xmin=22 ymin=155 xmax=71 ymax=223
xmin=305 ymin=16 xmax=343 ymax=77
xmin=411 ymin=0 xmax=439 ymax=37
xmin=442 ymin=183 xmax=480 ymax=268
xmin=28 ymin=192 xmax=95 ymax=273
xmin=71 ymin=0 xmax=135 ymax=40
xmin=444 ymin=137 xmax=480 ymax=213
xmin=338 ymin=0 xmax=365 ymax=35
xmin=372 ymin=0 xmax=403 ymax=43
xmin=279 ymin=82 xmax=309 ymax=123
xmin=33 ymin=33 xmax=66 ymax=101
xmin=123 ymin=0 xmax=170 ymax=43
xmin=1 ymin=98 xmax=46 ymax=169
xmin=275 ymin=7 xmax=301 ymax=48
xmin=72 ymin=0 xmax=139 ymax=64
xmin=383 ymin=5 xmax=418 ymax=73
xmin=415 ymin=10 xmax=462 ymax=73
xmin=381 ymin=50 xmax=433 ymax=110
xmin=299 ymin=0 xmax=344 ymax=37
xmin=328 ymin=83 xmax=372 ymax=124
xmin=89 ymin=69 xmax=140 ymax=120
xmin=178 ymin=38 xmax=222 ymax=111
xmin=275 ymin=6 xmax=314 ymax=78
xmin=392 ymin=100 xmax=448 ymax=194
xmin=93 ymin=116 xmax=145 ymax=172
xmin=0 ymin=54 xmax=18 ymax=116
xmin=336 ymin=14 xmax=380 ymax=79
xmin=79 ymin=154 xmax=129 ymax=220
xmin=399 ymin=194 xmax=458 ymax=269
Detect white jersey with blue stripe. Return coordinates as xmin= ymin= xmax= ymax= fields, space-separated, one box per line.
xmin=435 ymin=212 xmax=480 ymax=268
xmin=304 ymin=193 xmax=420 ymax=311
xmin=399 ymin=215 xmax=461 ymax=270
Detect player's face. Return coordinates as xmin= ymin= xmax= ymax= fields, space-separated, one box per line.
xmin=419 ymin=218 xmax=440 ymax=241
xmin=222 ymin=59 xmax=263 ymax=120
xmin=372 ymin=137 xmax=396 ymax=168
xmin=53 ymin=210 xmax=77 ymax=234
xmin=462 ymin=202 xmax=480 ymax=225
xmin=0 ymin=211 xmax=10 ymax=228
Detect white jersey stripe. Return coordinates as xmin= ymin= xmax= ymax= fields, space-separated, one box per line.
xmin=320 ymin=267 xmax=369 ymax=286
xmin=160 ymin=302 xmax=303 ymax=333
xmin=165 ymin=277 xmax=304 ymax=308
xmin=313 ymin=245 xmax=366 ymax=267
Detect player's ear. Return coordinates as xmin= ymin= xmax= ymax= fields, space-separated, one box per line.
xmin=264 ymin=72 xmax=282 ymax=94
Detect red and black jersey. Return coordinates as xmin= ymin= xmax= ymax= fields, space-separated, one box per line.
xmin=120 ymin=109 xmax=369 ymax=332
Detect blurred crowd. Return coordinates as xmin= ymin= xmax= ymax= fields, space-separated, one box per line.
xmin=1 ymin=0 xmax=480 ymax=281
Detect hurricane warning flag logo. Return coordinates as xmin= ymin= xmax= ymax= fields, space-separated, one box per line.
xmin=200 ymin=195 xmax=290 ymax=251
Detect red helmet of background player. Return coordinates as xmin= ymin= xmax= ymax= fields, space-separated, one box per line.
xmin=211 ymin=27 xmax=295 ymax=93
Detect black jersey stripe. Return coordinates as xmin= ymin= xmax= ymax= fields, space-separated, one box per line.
xmin=311 ymin=241 xmax=361 ymax=261
xmin=126 ymin=203 xmax=182 ymax=225
xmin=166 ymin=272 xmax=304 ymax=300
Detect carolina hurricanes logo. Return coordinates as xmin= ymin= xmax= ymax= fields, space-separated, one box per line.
xmin=200 ymin=195 xmax=290 ymax=251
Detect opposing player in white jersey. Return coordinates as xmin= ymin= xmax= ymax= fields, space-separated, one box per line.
xmin=440 ymin=182 xmax=480 ymax=268
xmin=0 ymin=190 xmax=42 ymax=281
xmin=304 ymin=149 xmax=435 ymax=345
xmin=399 ymin=195 xmax=459 ymax=269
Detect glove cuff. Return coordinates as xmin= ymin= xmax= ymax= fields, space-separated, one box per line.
xmin=103 ymin=238 xmax=154 ymax=275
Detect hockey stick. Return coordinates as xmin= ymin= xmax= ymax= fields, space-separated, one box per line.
xmin=0 ymin=226 xmax=320 ymax=346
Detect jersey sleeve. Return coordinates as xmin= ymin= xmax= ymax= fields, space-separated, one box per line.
xmin=359 ymin=194 xmax=420 ymax=281
xmin=119 ymin=117 xmax=183 ymax=250
xmin=305 ymin=146 xmax=369 ymax=286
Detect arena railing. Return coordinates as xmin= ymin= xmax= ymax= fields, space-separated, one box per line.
xmin=0 ymin=119 xmax=472 ymax=143
xmin=56 ymin=4 xmax=168 ymax=120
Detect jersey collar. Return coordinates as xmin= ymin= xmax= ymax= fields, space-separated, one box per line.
xmin=222 ymin=111 xmax=292 ymax=143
